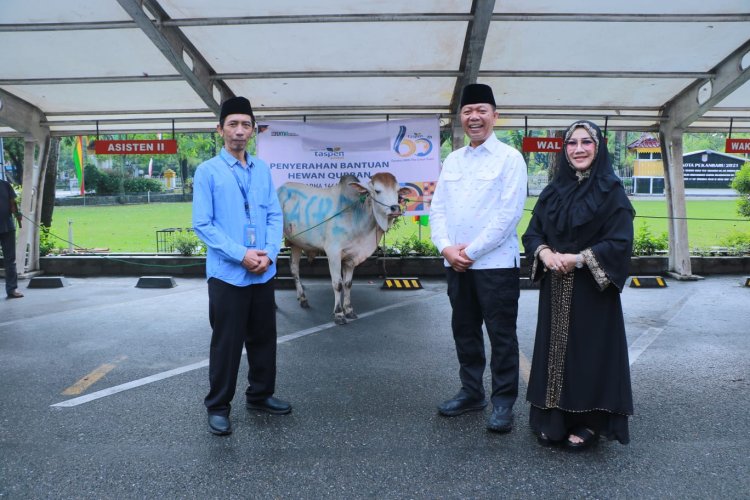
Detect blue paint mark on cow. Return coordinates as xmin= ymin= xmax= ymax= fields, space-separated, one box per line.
xmin=285 ymin=198 xmax=302 ymax=225
xmin=331 ymin=224 xmax=347 ymax=238
xmin=279 ymin=187 xmax=310 ymax=225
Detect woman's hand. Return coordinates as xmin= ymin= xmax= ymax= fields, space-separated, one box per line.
xmin=540 ymin=248 xmax=579 ymax=274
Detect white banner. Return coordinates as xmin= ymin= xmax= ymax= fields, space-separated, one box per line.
xmin=257 ymin=117 xmax=440 ymax=215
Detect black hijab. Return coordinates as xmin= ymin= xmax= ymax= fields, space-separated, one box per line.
xmin=535 ymin=120 xmax=634 ymax=252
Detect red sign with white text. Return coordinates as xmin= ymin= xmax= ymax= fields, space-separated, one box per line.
xmin=522 ymin=137 xmax=563 ymax=153
xmin=94 ymin=140 xmax=178 ymax=155
xmin=725 ymin=138 xmax=750 ymax=154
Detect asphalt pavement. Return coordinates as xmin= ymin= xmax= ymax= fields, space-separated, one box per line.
xmin=1 ymin=274 xmax=748 ymax=499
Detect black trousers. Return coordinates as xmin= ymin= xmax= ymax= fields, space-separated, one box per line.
xmin=0 ymin=230 xmax=18 ymax=295
xmin=204 ymin=277 xmax=277 ymax=416
xmin=446 ymin=267 xmax=520 ymax=408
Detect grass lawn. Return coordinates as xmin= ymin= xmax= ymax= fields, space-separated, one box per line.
xmin=48 ymin=198 xmax=748 ymax=254
xmin=49 ymin=203 xmax=193 ymax=253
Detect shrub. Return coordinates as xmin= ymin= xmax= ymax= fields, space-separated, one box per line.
xmin=732 ymin=164 xmax=750 ymax=217
xmin=123 ymin=177 xmax=164 ymax=194
xmin=633 ymin=223 xmax=669 ymax=256
xmin=84 ymin=166 xmax=164 ymax=195
xmin=172 ymin=230 xmax=204 ymax=256
xmin=393 ymin=234 xmax=440 ymax=256
xmin=91 ymin=168 xmax=123 ymax=195
xmin=732 ymin=163 xmax=750 ymax=193
xmin=737 ymin=199 xmax=750 ymax=218
xmin=719 ymin=231 xmax=750 ymax=255
xmin=375 ymin=244 xmax=401 ymax=256
xmin=82 ymin=164 xmax=100 ymax=193
xmin=39 ymin=224 xmax=56 ymax=256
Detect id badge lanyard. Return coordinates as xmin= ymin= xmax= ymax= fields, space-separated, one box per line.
xmin=229 ymin=162 xmax=257 ymax=248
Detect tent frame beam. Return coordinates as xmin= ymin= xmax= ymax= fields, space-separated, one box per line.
xmin=116 ymin=0 xmax=233 ymax=115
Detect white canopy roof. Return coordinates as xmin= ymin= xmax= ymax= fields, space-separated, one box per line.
xmin=1 ymin=0 xmax=749 ymax=137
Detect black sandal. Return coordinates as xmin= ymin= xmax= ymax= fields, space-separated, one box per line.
xmin=536 ymin=432 xmax=562 ymax=447
xmin=565 ymin=426 xmax=599 ymax=451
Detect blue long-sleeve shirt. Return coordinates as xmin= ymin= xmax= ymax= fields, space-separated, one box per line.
xmin=192 ymin=148 xmax=283 ymax=286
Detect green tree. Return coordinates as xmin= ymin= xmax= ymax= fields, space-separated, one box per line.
xmin=2 ymin=137 xmax=25 ymax=182
xmin=83 ymin=164 xmax=164 ymax=196
xmin=83 ymin=163 xmax=102 ymax=194
xmin=41 ymin=137 xmax=59 ymax=227
xmin=731 ymin=163 xmax=750 ymax=217
xmin=178 ymin=133 xmax=217 ymax=168
xmin=57 ymin=136 xmax=78 ymax=177
xmin=683 ymin=132 xmax=726 ymax=152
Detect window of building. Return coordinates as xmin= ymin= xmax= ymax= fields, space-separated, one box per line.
xmin=637 ymin=151 xmax=661 ymax=160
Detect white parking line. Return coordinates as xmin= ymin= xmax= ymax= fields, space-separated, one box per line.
xmin=51 ymin=359 xmax=210 ymax=408
xmin=628 ymin=326 xmax=664 ymax=366
xmin=628 ymin=291 xmax=692 ymax=366
xmin=51 ymin=291 xmax=438 ymax=408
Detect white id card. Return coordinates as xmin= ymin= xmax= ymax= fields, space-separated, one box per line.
xmin=244 ymin=223 xmax=257 ymax=248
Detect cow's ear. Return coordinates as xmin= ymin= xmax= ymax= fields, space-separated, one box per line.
xmin=349 ymin=182 xmax=369 ymax=194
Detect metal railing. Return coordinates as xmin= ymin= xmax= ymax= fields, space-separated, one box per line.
xmin=155 ymin=227 xmax=194 ymax=253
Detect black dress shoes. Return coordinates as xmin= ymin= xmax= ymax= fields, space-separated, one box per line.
xmin=246 ymin=396 xmax=292 ymax=415
xmin=486 ymin=406 xmax=513 ymax=433
xmin=437 ymin=394 xmax=488 ymax=417
xmin=207 ymin=414 xmax=232 ymax=436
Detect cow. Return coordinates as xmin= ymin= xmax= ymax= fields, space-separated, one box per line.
xmin=277 ymin=172 xmax=414 ymax=325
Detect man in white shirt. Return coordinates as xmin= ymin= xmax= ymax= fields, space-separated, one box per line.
xmin=430 ymin=83 xmax=527 ymax=433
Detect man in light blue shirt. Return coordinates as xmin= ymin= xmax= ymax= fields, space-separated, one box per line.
xmin=193 ymin=96 xmax=290 ymax=436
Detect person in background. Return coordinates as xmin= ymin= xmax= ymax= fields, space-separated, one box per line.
xmin=0 ymin=178 xmax=23 ymax=299
xmin=522 ymin=120 xmax=634 ymax=451
xmin=192 ymin=96 xmax=290 ymax=436
xmin=430 ymin=83 xmax=528 ymax=433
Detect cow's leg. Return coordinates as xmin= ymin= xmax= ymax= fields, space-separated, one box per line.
xmin=326 ymin=251 xmax=346 ymax=325
xmin=342 ymin=260 xmax=357 ymax=320
xmin=290 ymin=245 xmax=309 ymax=308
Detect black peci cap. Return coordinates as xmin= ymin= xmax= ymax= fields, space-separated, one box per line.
xmin=219 ymin=96 xmax=255 ymax=123
xmin=460 ymin=83 xmax=496 ymax=108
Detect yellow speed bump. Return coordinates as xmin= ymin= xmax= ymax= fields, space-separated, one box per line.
xmin=381 ymin=278 xmax=423 ymax=290
xmin=629 ymin=276 xmax=667 ymax=288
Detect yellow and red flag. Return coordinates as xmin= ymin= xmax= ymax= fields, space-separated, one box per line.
xmin=73 ymin=136 xmax=85 ymax=195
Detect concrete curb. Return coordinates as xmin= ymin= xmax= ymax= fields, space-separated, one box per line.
xmin=36 ymin=254 xmax=750 ymax=278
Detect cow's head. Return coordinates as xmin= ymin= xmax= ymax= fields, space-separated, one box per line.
xmin=350 ymin=173 xmax=414 ymax=231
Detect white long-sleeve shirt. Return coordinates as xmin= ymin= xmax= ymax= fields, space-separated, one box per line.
xmin=430 ymin=133 xmax=527 ymax=269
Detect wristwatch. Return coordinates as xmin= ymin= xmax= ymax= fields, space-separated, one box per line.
xmin=575 ymin=254 xmax=583 ymax=269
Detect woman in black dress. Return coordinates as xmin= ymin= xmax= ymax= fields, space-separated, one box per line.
xmin=522 ymin=120 xmax=635 ymax=450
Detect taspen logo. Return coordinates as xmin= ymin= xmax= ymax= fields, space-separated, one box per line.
xmin=393 ymin=126 xmax=433 ymax=158
xmin=314 ymin=147 xmax=345 ymax=158
xmin=270 ymin=130 xmax=299 ymax=137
